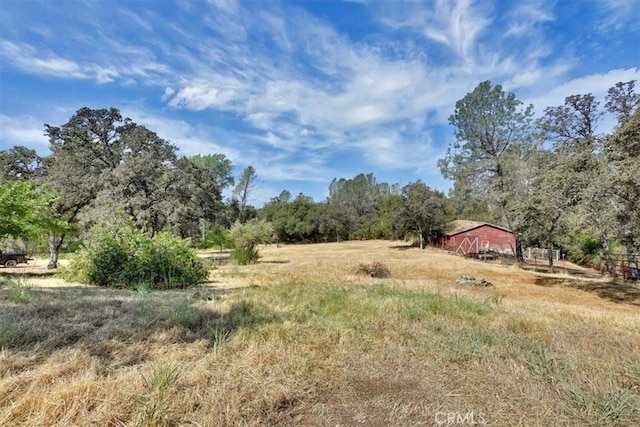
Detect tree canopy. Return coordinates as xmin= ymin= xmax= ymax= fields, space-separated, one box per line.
xmin=0 ymin=179 xmax=62 ymax=241
xmin=0 ymin=146 xmax=42 ymax=180
xmin=190 ymin=154 xmax=235 ymax=190
xmin=35 ymin=107 xmax=224 ymax=267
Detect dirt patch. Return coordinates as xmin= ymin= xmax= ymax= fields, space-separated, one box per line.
xmin=0 ymin=257 xmax=58 ymax=275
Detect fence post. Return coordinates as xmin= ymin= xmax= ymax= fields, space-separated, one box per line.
xmin=624 ymin=231 xmax=638 ymax=280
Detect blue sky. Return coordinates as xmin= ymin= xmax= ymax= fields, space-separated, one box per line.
xmin=1 ymin=0 xmax=639 ymax=206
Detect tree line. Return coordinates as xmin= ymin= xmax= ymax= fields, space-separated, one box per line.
xmin=259 ymin=175 xmax=449 ymax=247
xmin=1 ymin=80 xmax=638 ymax=275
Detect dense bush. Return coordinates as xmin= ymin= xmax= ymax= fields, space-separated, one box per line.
xmin=567 ymin=232 xmax=602 ymax=266
xmin=63 ymin=227 xmax=208 ymax=289
xmin=196 ymin=227 xmax=232 ymax=250
xmin=230 ymin=219 xmax=273 ymax=265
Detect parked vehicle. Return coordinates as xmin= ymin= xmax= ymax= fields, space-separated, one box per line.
xmin=0 ymin=250 xmax=30 ymax=267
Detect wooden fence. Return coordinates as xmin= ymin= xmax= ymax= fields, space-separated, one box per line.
xmin=525 ymin=248 xmax=560 ymax=262
xmin=608 ymin=253 xmax=639 ymax=281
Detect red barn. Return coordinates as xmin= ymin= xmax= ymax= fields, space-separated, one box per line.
xmin=435 ymin=220 xmax=515 ymax=255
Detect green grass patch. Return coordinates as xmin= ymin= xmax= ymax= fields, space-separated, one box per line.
xmin=0 ymin=276 xmax=12 ymax=288
xmin=135 ymin=363 xmax=180 ymax=427
xmin=7 ymin=279 xmax=35 ymax=304
xmin=0 ymin=276 xmax=33 ymax=303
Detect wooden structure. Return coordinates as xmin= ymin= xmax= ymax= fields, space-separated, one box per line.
xmin=435 ymin=220 xmax=516 ymax=256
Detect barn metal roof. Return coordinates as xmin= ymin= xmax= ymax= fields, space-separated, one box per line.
xmin=444 ymin=220 xmax=513 ymax=236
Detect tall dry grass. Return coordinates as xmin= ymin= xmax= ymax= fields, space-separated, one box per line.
xmin=1 ymin=241 xmax=639 ymax=426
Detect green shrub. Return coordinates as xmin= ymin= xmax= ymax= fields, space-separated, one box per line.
xmin=567 ymin=232 xmax=601 ymax=265
xmin=196 ymin=227 xmax=232 ymax=250
xmin=230 ymin=245 xmax=260 ymax=265
xmin=229 ymin=219 xmax=273 ymax=265
xmin=63 ymin=226 xmax=207 ymax=289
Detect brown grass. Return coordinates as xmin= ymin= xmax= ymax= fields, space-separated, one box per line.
xmin=1 ymin=240 xmax=639 ymax=426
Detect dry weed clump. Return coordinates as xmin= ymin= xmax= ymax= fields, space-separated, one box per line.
xmin=356 ymin=261 xmax=392 ymax=278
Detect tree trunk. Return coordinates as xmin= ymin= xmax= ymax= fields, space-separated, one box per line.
xmin=547 ymin=245 xmax=555 ymax=273
xmin=47 ymin=233 xmax=64 ymax=269
xmin=624 ymin=232 xmax=638 ymax=280
xmin=515 ymin=234 xmax=525 ymax=265
xmin=419 ymin=227 xmax=424 ymax=250
xmin=600 ymin=234 xmax=614 ymax=277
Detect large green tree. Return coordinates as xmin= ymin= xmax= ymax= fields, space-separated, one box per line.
xmin=605 ymin=80 xmax=640 ymax=126
xmin=519 ymin=149 xmax=575 ymax=272
xmin=374 ymin=193 xmax=405 ymax=240
xmin=43 ymin=107 xmax=126 ymax=267
xmin=315 ymin=202 xmax=353 ymax=242
xmin=439 ymin=81 xmax=535 ymax=262
xmin=538 ymin=93 xmax=612 ymax=273
xmin=42 ymin=107 xmax=223 ymax=268
xmin=270 ymin=193 xmax=320 ymax=243
xmin=328 ymin=173 xmax=387 ymax=239
xmin=604 ymin=82 xmax=640 ymax=235
xmin=604 ymin=108 xmax=640 ymax=278
xmin=535 ymin=80 xmax=639 ymax=275
xmin=400 ymin=181 xmax=451 ymax=249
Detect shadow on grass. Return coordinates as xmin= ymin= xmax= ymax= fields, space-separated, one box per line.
xmin=534 ymin=276 xmax=640 ymax=306
xmin=390 ymin=243 xmax=418 ymax=250
xmin=0 ymin=283 xmax=279 ymax=363
xmin=522 ymin=263 xmax=601 ymax=278
xmin=198 ymin=254 xmax=231 ymax=267
xmin=0 ymin=268 xmax=57 ymax=277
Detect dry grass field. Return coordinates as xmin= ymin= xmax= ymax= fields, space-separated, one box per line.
xmin=1 ymin=240 xmax=639 ymax=426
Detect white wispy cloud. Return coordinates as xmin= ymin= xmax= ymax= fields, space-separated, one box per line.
xmin=373 ymin=0 xmax=492 ymax=64
xmin=207 ymin=0 xmax=241 ymax=16
xmin=145 ymin=0 xmax=582 ymax=186
xmin=526 ymin=67 xmax=640 ymax=116
xmin=2 ymin=0 xmax=573 ymax=167
xmin=0 ymin=36 xmax=169 ymax=85
xmin=0 ymin=40 xmax=86 ymax=79
xmin=597 ymin=0 xmax=640 ymax=31
xmin=504 ymin=1 xmax=554 ymax=37
xmin=0 ymin=114 xmax=49 ymax=149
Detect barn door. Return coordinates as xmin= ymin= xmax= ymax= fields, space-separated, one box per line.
xmin=456 ymin=237 xmax=479 ymax=254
